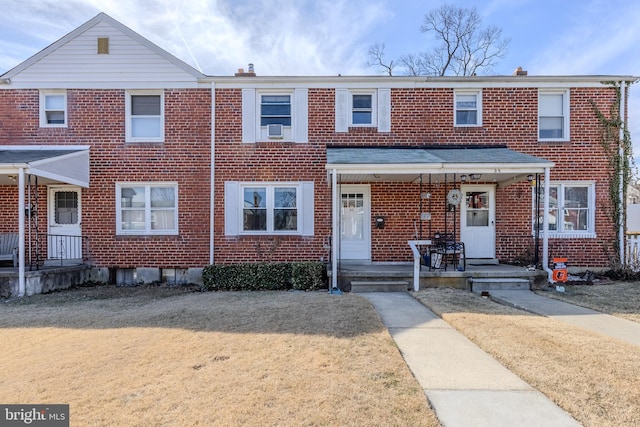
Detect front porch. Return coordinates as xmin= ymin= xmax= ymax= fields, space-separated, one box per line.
xmin=331 ymin=262 xmax=547 ymax=292
xmin=0 ymin=263 xmax=91 ymax=298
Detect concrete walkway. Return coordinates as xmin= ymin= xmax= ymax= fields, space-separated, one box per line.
xmin=489 ymin=290 xmax=640 ymax=347
xmin=362 ymin=292 xmax=582 ymax=427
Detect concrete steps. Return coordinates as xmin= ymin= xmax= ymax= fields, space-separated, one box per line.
xmin=350 ymin=280 xmax=410 ymax=293
xmin=471 ymin=278 xmax=530 ymax=293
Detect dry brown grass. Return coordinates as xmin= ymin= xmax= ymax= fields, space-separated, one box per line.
xmin=413 ymin=288 xmax=640 ymax=427
xmin=1 ymin=285 xmax=439 ymax=427
xmin=535 ymin=281 xmax=640 ymax=323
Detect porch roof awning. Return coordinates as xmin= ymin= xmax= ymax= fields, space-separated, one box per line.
xmin=326 ymin=146 xmax=554 ymax=185
xmin=0 ymin=146 xmax=90 ymax=187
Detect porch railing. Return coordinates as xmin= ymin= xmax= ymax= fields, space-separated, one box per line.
xmin=26 ymin=233 xmax=90 ymax=269
xmin=626 ymin=232 xmax=640 ymax=271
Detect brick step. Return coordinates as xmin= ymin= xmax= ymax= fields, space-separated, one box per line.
xmin=350 ymin=280 xmax=410 ymax=293
xmin=471 ymin=278 xmax=530 ymax=293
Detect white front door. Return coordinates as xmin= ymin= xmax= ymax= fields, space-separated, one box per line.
xmin=340 ymin=185 xmax=371 ymax=261
xmin=461 ymin=185 xmax=495 ymax=259
xmin=48 ymin=186 xmax=82 ymax=260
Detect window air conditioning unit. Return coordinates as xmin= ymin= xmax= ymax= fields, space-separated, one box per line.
xmin=267 ymin=123 xmax=284 ymax=139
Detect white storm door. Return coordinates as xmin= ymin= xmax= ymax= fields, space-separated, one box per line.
xmin=48 ymin=186 xmax=82 ymax=259
xmin=461 ymin=185 xmax=495 ymax=259
xmin=340 ymin=185 xmax=371 ymax=261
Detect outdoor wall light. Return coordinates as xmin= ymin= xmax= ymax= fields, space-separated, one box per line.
xmin=527 ymin=174 xmax=536 ymax=187
xmin=460 ymin=174 xmax=467 ymax=182
xmin=470 ymin=173 xmax=482 ymax=180
xmin=375 ymin=215 xmax=386 ymax=229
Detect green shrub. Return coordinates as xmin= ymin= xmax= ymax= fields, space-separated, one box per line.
xmin=291 ymin=262 xmax=326 ymax=290
xmin=202 ymin=262 xmax=326 ymax=291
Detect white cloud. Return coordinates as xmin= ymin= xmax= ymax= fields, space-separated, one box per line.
xmin=0 ymin=0 xmax=387 ymax=76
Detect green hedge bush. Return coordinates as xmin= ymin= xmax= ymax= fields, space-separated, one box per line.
xmin=202 ymin=262 xmax=326 ymax=291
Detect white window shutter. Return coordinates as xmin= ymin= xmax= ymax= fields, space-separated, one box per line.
xmin=301 ymin=182 xmax=314 ymax=236
xmin=294 ymin=88 xmax=308 ymax=142
xmin=242 ymin=89 xmax=256 ymax=143
xmin=335 ymin=89 xmax=348 ymax=132
xmin=377 ymin=88 xmax=391 ymax=132
xmin=224 ymin=181 xmax=239 ymax=235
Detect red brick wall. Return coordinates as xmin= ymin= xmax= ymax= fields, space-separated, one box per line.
xmin=0 ymin=88 xmax=212 ymax=268
xmin=1 ymin=83 xmax=620 ymax=269
xmin=213 ymin=86 xmax=618 ymax=267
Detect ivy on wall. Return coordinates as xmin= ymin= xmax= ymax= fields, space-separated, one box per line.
xmin=590 ymin=81 xmax=635 ymax=265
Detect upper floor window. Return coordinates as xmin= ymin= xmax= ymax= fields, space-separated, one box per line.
xmin=40 ymin=90 xmax=67 ymax=127
xmin=260 ymin=95 xmax=291 ymax=126
xmin=125 ymin=90 xmax=164 ymax=143
xmin=539 ymin=90 xmax=569 ymax=141
xmin=454 ymin=90 xmax=482 ymax=126
xmin=533 ymin=182 xmax=595 ymax=237
xmin=242 ymin=88 xmax=308 ymax=143
xmin=351 ymin=92 xmax=376 ymax=126
xmin=335 ymin=88 xmax=390 ymax=133
xmin=116 ymin=183 xmax=178 ymax=235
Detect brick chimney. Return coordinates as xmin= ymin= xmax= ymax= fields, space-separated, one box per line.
xmin=235 ymin=63 xmax=256 ymax=77
xmin=513 ymin=66 xmax=528 ymax=76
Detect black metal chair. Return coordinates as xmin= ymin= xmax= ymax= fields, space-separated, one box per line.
xmin=431 ymin=232 xmax=465 ymax=271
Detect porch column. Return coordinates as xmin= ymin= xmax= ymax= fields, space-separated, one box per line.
xmin=18 ymin=167 xmax=25 ymax=297
xmin=331 ymin=169 xmax=339 ymax=290
xmin=542 ymin=167 xmax=552 ymax=282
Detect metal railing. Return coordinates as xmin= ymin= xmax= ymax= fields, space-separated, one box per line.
xmin=27 ymin=233 xmax=90 ymax=269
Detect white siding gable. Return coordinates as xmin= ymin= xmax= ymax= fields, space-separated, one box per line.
xmin=3 ymin=13 xmax=204 ymax=89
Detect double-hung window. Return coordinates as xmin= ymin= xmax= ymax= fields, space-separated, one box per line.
xmin=454 ymin=90 xmax=481 ymax=126
xmin=116 ymin=183 xmax=178 ymax=235
xmin=243 ymin=185 xmax=298 ymax=233
xmin=534 ymin=182 xmax=595 ymax=237
xmin=260 ymin=95 xmax=291 ymax=126
xmin=126 ymin=90 xmax=164 ymax=142
xmin=349 ymin=91 xmax=376 ymax=126
xmin=39 ymin=90 xmax=67 ymax=127
xmin=225 ymin=181 xmax=314 ymax=236
xmin=351 ymin=93 xmax=374 ymax=125
xmin=242 ymin=89 xmax=309 ymax=142
xmin=539 ymin=90 xmax=569 ymax=141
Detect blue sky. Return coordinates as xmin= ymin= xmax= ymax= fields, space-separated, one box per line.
xmin=1 ymin=0 xmax=639 ymax=162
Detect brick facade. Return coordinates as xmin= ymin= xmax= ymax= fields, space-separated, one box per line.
xmin=212 ymin=85 xmax=620 ymax=267
xmin=0 ymin=14 xmax=630 ymax=280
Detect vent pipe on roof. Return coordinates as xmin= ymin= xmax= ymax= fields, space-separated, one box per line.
xmin=234 ymin=64 xmax=256 ymax=77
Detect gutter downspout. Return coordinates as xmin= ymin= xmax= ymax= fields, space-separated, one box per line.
xmin=542 ymin=166 xmax=553 ymax=283
xmin=619 ymin=81 xmax=627 ymax=265
xmin=331 ymin=169 xmax=339 ymax=290
xmin=210 ymin=82 xmax=216 ymax=266
xmin=18 ymin=168 xmax=26 ymax=297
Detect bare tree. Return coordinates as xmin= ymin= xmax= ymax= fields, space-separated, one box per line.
xmin=369 ymin=5 xmax=509 ymax=76
xmin=366 ymin=42 xmax=394 ymax=76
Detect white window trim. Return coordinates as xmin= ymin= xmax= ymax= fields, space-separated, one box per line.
xmin=225 ymin=181 xmax=314 ymax=236
xmin=125 ymin=90 xmax=165 ymax=143
xmin=116 ymin=182 xmax=178 ymax=236
xmin=454 ymin=90 xmax=482 ymax=127
xmin=256 ymin=89 xmax=294 ymax=142
xmin=349 ymin=90 xmax=377 ymax=127
xmin=39 ymin=90 xmax=67 ymax=128
xmin=533 ymin=181 xmax=596 ymax=238
xmin=538 ymin=89 xmax=570 ymax=142
xmin=240 ymin=183 xmax=301 ymax=235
